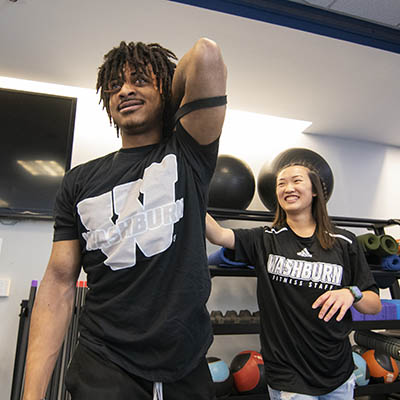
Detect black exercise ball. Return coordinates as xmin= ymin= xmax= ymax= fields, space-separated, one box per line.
xmin=257 ymin=148 xmax=334 ymax=211
xmin=208 ymin=155 xmax=255 ymax=210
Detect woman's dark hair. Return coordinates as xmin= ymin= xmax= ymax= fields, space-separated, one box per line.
xmin=96 ymin=41 xmax=177 ymax=137
xmin=272 ymin=162 xmax=335 ymax=249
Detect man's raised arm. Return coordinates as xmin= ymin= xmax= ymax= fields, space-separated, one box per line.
xmin=171 ymin=38 xmax=227 ymax=145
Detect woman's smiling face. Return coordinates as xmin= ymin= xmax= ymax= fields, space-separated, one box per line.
xmin=276 ymin=165 xmax=316 ymax=216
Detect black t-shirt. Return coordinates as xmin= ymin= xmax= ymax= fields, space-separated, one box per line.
xmin=53 ymin=121 xmax=219 ymax=382
xmin=234 ymin=224 xmax=378 ymax=395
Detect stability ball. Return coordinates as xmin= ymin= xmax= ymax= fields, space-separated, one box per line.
xmin=257 ymin=148 xmax=334 ymax=211
xmin=207 ymin=356 xmax=234 ymax=398
xmin=352 ymin=352 xmax=370 ymax=386
xmin=208 ymin=155 xmax=255 ymax=210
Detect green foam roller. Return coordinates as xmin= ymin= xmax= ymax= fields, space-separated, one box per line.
xmin=378 ymin=235 xmax=399 ymax=256
xmin=357 ymin=233 xmax=380 ymax=253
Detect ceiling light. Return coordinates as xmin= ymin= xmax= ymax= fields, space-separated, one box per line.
xmin=17 ymin=160 xmax=65 ymax=177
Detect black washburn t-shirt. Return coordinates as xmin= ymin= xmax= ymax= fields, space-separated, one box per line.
xmin=53 ymin=121 xmax=219 ymax=382
xmin=234 ymin=224 xmax=378 ymax=396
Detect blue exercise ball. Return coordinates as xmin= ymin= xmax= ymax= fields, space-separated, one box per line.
xmin=352 ymin=352 xmax=370 ymax=386
xmin=207 ymin=356 xmax=234 ymax=398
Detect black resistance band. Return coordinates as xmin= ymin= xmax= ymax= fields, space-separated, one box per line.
xmin=173 ymin=95 xmax=227 ymax=127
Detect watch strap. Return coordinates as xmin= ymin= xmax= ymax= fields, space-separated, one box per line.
xmin=344 ymin=286 xmax=363 ymax=303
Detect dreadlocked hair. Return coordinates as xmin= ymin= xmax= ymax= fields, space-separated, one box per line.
xmin=272 ymin=161 xmax=336 ymax=250
xmin=96 ymin=41 xmax=177 ymax=137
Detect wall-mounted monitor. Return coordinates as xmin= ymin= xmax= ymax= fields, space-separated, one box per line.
xmin=0 ymin=88 xmax=76 ymax=219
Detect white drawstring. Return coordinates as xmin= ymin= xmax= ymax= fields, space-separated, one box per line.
xmin=153 ymin=382 xmax=163 ymax=400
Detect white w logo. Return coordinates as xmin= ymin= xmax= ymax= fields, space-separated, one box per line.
xmin=77 ymin=154 xmax=183 ymax=270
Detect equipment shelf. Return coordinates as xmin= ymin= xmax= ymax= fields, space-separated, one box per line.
xmin=208 ymin=208 xmax=400 ymax=399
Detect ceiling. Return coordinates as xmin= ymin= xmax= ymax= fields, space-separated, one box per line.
xmin=287 ymin=0 xmax=400 ymax=30
xmin=0 ymin=0 xmax=399 ymax=147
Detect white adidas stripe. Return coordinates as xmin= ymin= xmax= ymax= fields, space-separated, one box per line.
xmin=264 ymin=227 xmax=288 ymax=235
xmin=329 ymin=232 xmax=353 ymax=244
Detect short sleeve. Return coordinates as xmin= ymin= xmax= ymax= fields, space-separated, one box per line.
xmin=234 ymin=227 xmax=266 ymax=266
xmin=174 ymin=121 xmax=219 ymax=185
xmin=53 ymin=169 xmax=79 ymax=242
xmin=348 ymin=231 xmax=379 ymax=294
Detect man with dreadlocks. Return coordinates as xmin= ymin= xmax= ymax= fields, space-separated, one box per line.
xmin=23 ymin=38 xmax=227 ymax=400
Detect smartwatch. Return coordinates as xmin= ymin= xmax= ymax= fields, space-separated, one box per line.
xmin=344 ymin=286 xmax=363 ymax=303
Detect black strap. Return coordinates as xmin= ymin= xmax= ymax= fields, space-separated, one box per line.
xmin=173 ymin=95 xmax=227 ymax=127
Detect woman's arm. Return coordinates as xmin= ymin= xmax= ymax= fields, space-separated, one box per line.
xmin=352 ymin=290 xmax=382 ymax=314
xmin=206 ymin=213 xmax=235 ymax=249
xmin=312 ymin=288 xmax=382 ymax=322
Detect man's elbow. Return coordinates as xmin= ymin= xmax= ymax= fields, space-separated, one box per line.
xmin=194 ymin=38 xmax=226 ymax=75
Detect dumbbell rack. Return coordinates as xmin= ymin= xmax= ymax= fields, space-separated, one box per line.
xmin=208 ymin=208 xmax=400 ymax=400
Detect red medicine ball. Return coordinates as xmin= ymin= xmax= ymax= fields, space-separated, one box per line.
xmin=230 ymin=350 xmax=266 ymax=394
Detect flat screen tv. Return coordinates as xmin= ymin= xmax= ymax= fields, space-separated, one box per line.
xmin=0 ymin=88 xmax=76 ymax=219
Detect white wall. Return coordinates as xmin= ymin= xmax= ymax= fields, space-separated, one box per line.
xmin=1 ymin=79 xmax=400 ymax=399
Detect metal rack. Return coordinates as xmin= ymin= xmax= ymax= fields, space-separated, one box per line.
xmin=208 ymin=207 xmax=400 ymax=400
xmin=10 ymin=281 xmax=88 ymax=400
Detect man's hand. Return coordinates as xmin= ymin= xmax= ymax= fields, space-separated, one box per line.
xmin=312 ymin=288 xmax=354 ymax=322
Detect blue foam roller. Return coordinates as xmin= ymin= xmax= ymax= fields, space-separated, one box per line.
xmin=381 ymin=255 xmax=400 ymax=271
xmin=208 ymin=247 xmax=254 ymax=269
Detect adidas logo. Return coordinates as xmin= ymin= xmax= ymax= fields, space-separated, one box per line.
xmin=297 ymin=248 xmax=313 ymax=258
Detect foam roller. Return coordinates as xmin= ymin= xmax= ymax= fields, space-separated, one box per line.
xmin=381 ymin=255 xmax=400 ymax=271
xmin=377 ymin=235 xmax=399 ymax=257
xmin=357 ymin=233 xmax=380 ymax=253
xmin=354 ymin=330 xmax=400 ymax=360
xmin=208 ymin=247 xmax=254 ymax=269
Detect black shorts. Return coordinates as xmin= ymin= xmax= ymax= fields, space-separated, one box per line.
xmin=65 ymin=343 xmax=216 ymax=400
